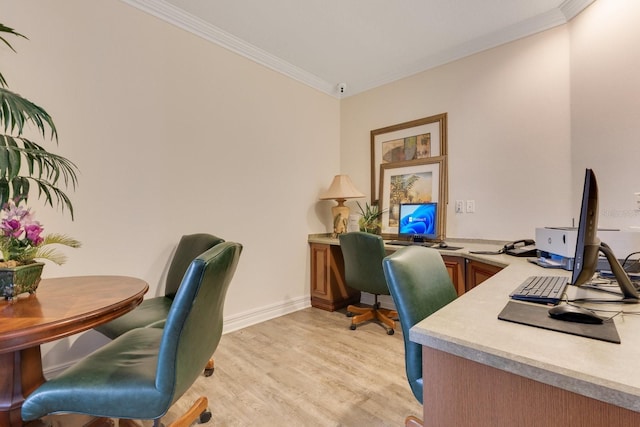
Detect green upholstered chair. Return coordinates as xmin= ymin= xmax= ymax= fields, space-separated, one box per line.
xmin=94 ymin=233 xmax=224 ymax=375
xmin=382 ymin=246 xmax=458 ymax=427
xmin=339 ymin=232 xmax=398 ymax=334
xmin=21 ymin=241 xmax=242 ymax=427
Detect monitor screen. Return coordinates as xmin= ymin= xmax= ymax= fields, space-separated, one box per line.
xmin=571 ymin=168 xmax=639 ymax=300
xmin=571 ymin=168 xmax=599 ymax=287
xmin=398 ymin=202 xmax=437 ymax=241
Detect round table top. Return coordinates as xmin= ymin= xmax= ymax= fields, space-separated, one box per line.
xmin=0 ymin=275 xmax=148 ymax=353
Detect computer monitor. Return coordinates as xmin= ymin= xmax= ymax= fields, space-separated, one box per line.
xmin=571 ymin=168 xmax=639 ymax=301
xmin=398 ymin=202 xmax=437 ymax=242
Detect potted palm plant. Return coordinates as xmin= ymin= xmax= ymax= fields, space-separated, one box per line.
xmin=357 ymin=201 xmax=385 ymax=234
xmin=0 ymin=23 xmax=80 ymax=300
xmin=0 ymin=23 xmax=78 ymax=214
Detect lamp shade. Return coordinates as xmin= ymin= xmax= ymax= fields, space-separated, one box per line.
xmin=319 ymin=175 xmax=365 ymax=200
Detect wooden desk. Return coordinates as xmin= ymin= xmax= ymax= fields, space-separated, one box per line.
xmin=410 ymin=260 xmax=640 ymax=426
xmin=0 ymin=276 xmax=148 ymax=426
xmin=308 ymin=234 xmax=507 ymax=310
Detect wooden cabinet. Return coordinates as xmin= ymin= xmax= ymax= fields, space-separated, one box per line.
xmin=309 ymin=238 xmax=504 ymax=310
xmin=309 ymin=243 xmax=360 ymax=311
xmin=465 ymin=259 xmax=503 ymax=291
xmin=442 ymin=255 xmax=465 ymax=296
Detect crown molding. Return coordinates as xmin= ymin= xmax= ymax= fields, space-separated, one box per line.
xmin=354 ymin=7 xmax=569 ymax=95
xmin=121 ymin=0 xmax=595 ymax=98
xmin=120 ymin=0 xmax=338 ymax=97
xmin=560 ymin=0 xmax=597 ymax=21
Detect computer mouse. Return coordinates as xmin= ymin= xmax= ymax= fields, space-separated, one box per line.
xmin=438 ymin=241 xmax=448 ymax=249
xmin=548 ymin=304 xmax=604 ymax=324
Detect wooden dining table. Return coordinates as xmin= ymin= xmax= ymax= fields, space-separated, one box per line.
xmin=0 ymin=275 xmax=149 ymax=427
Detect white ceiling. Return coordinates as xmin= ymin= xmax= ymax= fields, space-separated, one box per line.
xmin=122 ymin=0 xmax=595 ymax=97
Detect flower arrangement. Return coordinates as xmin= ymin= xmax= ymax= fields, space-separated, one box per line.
xmin=0 ymin=200 xmax=80 ymax=267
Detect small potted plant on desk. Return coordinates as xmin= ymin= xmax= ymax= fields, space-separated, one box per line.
xmin=357 ymin=202 xmax=385 ymax=234
xmin=0 ymin=24 xmax=80 ymax=301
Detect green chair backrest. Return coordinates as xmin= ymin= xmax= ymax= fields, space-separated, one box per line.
xmin=339 ymin=232 xmax=389 ymax=295
xmin=382 ymin=246 xmax=457 ymax=404
xmin=156 ymin=241 xmax=242 ymax=402
xmin=164 ymin=233 xmax=225 ymax=298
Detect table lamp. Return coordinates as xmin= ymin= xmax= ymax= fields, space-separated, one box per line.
xmin=320 ymin=174 xmax=365 ymax=236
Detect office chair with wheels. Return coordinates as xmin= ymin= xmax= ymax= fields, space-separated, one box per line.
xmin=382 ymin=245 xmax=458 ymax=427
xmin=339 ymin=232 xmax=398 ymax=334
xmin=21 ymin=241 xmax=243 ymax=427
xmin=95 ymin=233 xmax=224 ymax=376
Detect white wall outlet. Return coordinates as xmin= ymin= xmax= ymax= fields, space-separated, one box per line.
xmin=466 ymin=200 xmax=475 ymax=213
xmin=455 ymin=200 xmax=464 ymax=213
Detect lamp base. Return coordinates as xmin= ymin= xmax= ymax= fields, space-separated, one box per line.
xmin=331 ymin=201 xmax=350 ymax=237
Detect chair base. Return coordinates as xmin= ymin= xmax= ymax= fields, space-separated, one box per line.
xmin=204 ymin=358 xmax=215 ymax=376
xmin=347 ymin=303 xmax=397 ymax=334
xmin=83 ymin=398 xmax=211 ymax=427
xmin=405 ymin=415 xmax=424 ymax=427
xmin=168 ymin=397 xmax=211 ymax=427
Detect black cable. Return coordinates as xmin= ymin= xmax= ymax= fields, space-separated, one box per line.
xmin=621 ymin=251 xmax=640 ymax=271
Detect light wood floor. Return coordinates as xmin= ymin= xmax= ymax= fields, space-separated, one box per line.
xmin=41 ymin=307 xmax=422 ymax=426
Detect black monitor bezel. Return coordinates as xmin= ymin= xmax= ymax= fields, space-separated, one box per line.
xmin=571 ymin=168 xmax=599 ymax=287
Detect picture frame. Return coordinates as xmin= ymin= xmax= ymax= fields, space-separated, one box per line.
xmin=370 ymin=113 xmax=447 ymax=202
xmin=378 ymin=156 xmax=446 ymax=239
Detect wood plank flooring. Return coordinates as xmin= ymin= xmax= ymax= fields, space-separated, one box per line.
xmin=40 ymin=307 xmax=422 ymax=426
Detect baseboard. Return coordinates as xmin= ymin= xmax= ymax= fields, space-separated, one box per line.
xmin=222 ymin=295 xmax=310 ymax=333
xmin=44 ymin=295 xmax=311 ymax=378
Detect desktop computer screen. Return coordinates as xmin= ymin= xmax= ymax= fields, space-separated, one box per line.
xmin=572 ymin=168 xmax=639 ymax=301
xmin=398 ymin=202 xmax=437 ymax=242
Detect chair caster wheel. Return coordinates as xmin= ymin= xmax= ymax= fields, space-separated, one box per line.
xmin=350 ymin=324 xmax=356 ymax=330
xmin=204 ymin=367 xmax=214 ymax=377
xmin=199 ymin=410 xmax=212 ymax=423
xmin=346 ymin=311 xmax=354 ymax=317
xmin=387 ymin=329 xmax=395 ymax=335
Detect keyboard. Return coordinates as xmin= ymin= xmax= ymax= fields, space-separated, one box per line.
xmin=386 ymin=240 xmax=433 ymax=247
xmin=509 ymin=276 xmax=568 ymax=305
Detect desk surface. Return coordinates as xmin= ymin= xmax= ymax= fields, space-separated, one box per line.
xmin=409 ymin=254 xmax=640 ymax=413
xmin=308 ymin=233 xmax=513 ymax=265
xmin=0 ymin=275 xmax=149 ymax=353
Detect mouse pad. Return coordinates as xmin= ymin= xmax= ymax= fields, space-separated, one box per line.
xmin=498 ymin=301 xmax=621 ymax=344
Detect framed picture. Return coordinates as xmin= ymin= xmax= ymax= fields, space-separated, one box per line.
xmin=370 ymin=113 xmax=447 ymax=202
xmin=378 ymin=157 xmax=446 ymax=239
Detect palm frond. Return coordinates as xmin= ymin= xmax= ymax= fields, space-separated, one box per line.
xmin=30 ymin=234 xmax=82 ymax=265
xmin=0 ymin=88 xmax=57 ymax=139
xmin=41 ymin=233 xmax=81 ymax=248
xmin=0 ymin=23 xmax=76 ymax=220
xmin=0 ymin=23 xmax=27 ymax=88
xmin=0 ymin=23 xmax=26 ymax=52
xmin=30 ymin=246 xmax=67 ymax=265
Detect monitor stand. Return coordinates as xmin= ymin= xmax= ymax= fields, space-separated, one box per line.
xmin=599 ymin=242 xmax=640 ymax=302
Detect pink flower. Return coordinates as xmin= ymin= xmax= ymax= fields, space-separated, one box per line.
xmin=25 ymin=224 xmax=44 ymax=246
xmin=1 ymin=219 xmax=23 ymax=238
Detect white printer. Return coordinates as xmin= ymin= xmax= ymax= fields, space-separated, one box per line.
xmin=535 ymin=227 xmax=640 ymax=270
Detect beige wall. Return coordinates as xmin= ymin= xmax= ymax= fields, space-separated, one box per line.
xmin=342 ymin=0 xmax=640 ymax=240
xmin=570 ymin=0 xmax=640 ymax=229
xmin=341 ymin=27 xmax=572 ymax=240
xmin=2 ymin=0 xmax=340 ymax=369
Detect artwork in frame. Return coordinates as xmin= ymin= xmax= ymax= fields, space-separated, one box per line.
xmin=370 ymin=113 xmax=447 ymax=202
xmin=378 ymin=157 xmax=447 ymax=239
